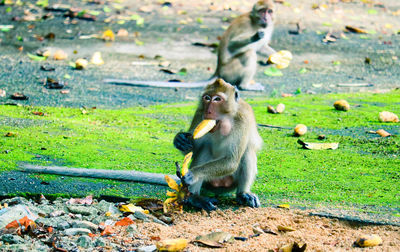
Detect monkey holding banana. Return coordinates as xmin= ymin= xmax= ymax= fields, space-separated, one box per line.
xmin=174 ymin=78 xmax=263 ymax=211
xmin=105 ymin=0 xmax=277 ymax=91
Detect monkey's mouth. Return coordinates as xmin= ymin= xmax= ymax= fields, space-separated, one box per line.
xmin=209 ymin=120 xmax=220 ymax=133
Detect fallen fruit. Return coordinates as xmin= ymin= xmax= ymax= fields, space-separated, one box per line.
xmin=101 ymin=29 xmax=115 ymax=41
xmin=75 ymin=58 xmax=88 ymax=69
xmin=333 ymin=100 xmax=350 ymax=111
xmin=156 ymin=238 xmax=189 ymax=251
xmin=294 ymin=124 xmax=307 ymax=136
xmin=181 ymin=152 xmax=192 ymax=176
xmin=193 ymin=119 xmax=216 ymax=139
xmin=53 ymin=50 xmax=68 ymax=60
xmin=379 ymin=111 xmax=399 ymax=123
xmin=355 ymin=234 xmax=382 ymax=247
xmin=276 ymin=103 xmax=285 ymax=113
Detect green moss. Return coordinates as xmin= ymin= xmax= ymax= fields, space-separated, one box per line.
xmin=0 ymin=90 xmax=399 ymax=214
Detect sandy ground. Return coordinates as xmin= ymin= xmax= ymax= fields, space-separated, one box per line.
xmin=118 ymin=207 xmax=400 ymax=251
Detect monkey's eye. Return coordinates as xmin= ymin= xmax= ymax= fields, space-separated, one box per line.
xmin=267 ymin=9 xmax=273 ymax=14
xmin=203 ymin=95 xmax=211 ymax=101
xmin=212 ymin=96 xmax=222 ymax=102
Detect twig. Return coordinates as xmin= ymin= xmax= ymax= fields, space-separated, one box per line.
xmin=257 ymin=123 xmax=291 ymax=130
xmin=337 ymin=83 xmax=374 ymax=87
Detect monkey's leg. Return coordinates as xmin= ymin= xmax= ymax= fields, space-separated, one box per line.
xmin=235 ymin=149 xmax=261 ymax=208
xmin=186 ymin=180 xmax=217 ymax=211
xmin=236 ymin=50 xmax=264 ymax=91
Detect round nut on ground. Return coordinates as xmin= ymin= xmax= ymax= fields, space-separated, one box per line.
xmin=379 ymin=111 xmax=399 ymax=123
xmin=276 ymin=103 xmax=285 ymax=113
xmin=333 ymin=100 xmax=350 ymax=111
xmin=53 ymin=50 xmax=68 ymax=60
xmin=75 ymin=58 xmax=88 ymax=70
xmin=294 ymin=124 xmax=307 ymax=136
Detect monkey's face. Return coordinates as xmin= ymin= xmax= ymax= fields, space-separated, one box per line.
xmin=252 ymin=1 xmax=275 ymax=28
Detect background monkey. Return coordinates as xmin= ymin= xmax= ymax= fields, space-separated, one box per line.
xmin=104 ymin=0 xmax=277 ymax=91
xmin=174 ymin=78 xmax=263 ymax=211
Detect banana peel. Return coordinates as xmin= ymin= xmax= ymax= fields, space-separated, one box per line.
xmin=268 ymin=50 xmax=293 ymax=69
xmin=355 ymin=234 xmax=382 ymax=247
xmin=156 ymin=238 xmax=189 ymax=252
xmin=193 ymin=119 xmax=216 ymax=139
xmin=181 ymin=152 xmax=192 ymax=177
xmin=277 ymin=225 xmax=296 ymax=232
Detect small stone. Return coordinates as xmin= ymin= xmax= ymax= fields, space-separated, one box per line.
xmin=134 ymin=211 xmax=149 ymax=221
xmin=158 ymin=215 xmax=172 ymax=224
xmin=57 ymin=221 xmax=71 ymax=230
xmin=67 ymin=205 xmax=97 ymax=216
xmin=137 ymin=244 xmax=157 ymax=252
xmin=76 ymin=235 xmax=92 ymax=248
xmin=71 ymin=220 xmax=98 ymax=232
xmin=94 ymin=237 xmax=107 ymax=247
xmin=64 ymin=228 xmax=91 ymax=236
xmin=126 ymin=224 xmax=138 ymax=234
xmin=1 ymin=234 xmax=25 ymax=244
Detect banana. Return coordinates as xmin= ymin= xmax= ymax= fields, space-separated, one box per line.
xmin=181 ymin=152 xmax=193 ymax=176
xmin=268 ymin=50 xmax=293 ymax=69
xmin=193 ymin=119 xmax=216 ymax=139
xmin=355 ymin=234 xmax=382 ymax=247
xmin=156 ymin=238 xmax=189 ymax=252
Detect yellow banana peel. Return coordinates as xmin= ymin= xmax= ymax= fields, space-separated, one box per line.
xmin=156 ymin=238 xmax=189 ymax=251
xmin=268 ymin=50 xmax=293 ymax=69
xmin=181 ymin=152 xmax=193 ymax=176
xmin=193 ymin=119 xmax=216 ymax=139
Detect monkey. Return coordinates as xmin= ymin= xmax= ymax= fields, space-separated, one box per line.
xmin=173 ymin=78 xmax=263 ymax=210
xmin=104 ymin=0 xmax=277 ymax=91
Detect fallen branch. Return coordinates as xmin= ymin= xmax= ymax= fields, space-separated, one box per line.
xmin=337 ymin=83 xmax=373 ymax=87
xmin=20 ymin=164 xmax=179 ymax=186
xmin=257 ymin=123 xmax=291 ymax=130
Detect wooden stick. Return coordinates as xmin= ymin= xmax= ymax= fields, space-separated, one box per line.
xmin=20 ymin=164 xmax=179 ymax=186
xmin=257 ymin=123 xmax=291 ymax=130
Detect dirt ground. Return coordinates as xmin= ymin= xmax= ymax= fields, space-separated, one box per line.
xmin=131 ymin=207 xmax=400 ymax=251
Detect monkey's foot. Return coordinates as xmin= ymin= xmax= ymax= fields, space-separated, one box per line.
xmin=239 ymin=82 xmax=265 ymax=91
xmin=236 ymin=193 xmax=260 ymax=208
xmin=186 ymin=195 xmax=217 ymax=211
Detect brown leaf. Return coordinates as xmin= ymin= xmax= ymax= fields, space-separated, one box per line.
xmin=379 ymin=111 xmax=399 ymax=123
xmin=267 ymin=105 xmax=277 ymax=114
xmin=11 ymin=92 xmax=28 ymax=100
xmin=133 ymin=198 xmax=164 ymax=211
xmin=298 ymin=140 xmax=339 ymax=150
xmin=195 ymin=232 xmax=234 ymax=248
xmin=277 ymin=225 xmax=296 ymax=232
xmin=375 ymin=129 xmax=391 ymax=137
xmin=115 ymin=217 xmax=134 ymax=226
xmin=345 ymin=25 xmax=368 ymax=34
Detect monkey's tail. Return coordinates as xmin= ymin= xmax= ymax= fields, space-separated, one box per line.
xmin=20 ymin=164 xmax=179 ymax=186
xmin=104 ymin=78 xmax=216 ymax=88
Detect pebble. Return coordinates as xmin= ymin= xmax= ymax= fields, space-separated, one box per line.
xmin=76 ymin=235 xmax=92 ymax=248
xmin=1 ymin=234 xmax=25 ymax=244
xmin=71 ymin=220 xmax=98 ymax=232
xmin=57 ymin=221 xmax=71 ymax=230
xmin=94 ymin=237 xmax=106 ymax=247
xmin=137 ymin=245 xmax=157 ymax=252
xmin=64 ymin=228 xmax=91 ymax=236
xmin=67 ymin=205 xmax=97 ymax=216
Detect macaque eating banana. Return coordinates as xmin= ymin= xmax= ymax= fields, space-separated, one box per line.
xmin=173 ymin=78 xmax=263 ymax=211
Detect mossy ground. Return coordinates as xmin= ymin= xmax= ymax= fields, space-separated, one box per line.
xmin=0 ymin=91 xmax=399 ymax=217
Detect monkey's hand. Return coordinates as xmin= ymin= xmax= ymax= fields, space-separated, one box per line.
xmin=181 ymin=170 xmax=195 ymax=187
xmin=186 ymin=194 xmax=218 ymax=211
xmin=173 ymin=132 xmax=194 ymax=153
xmin=236 ymin=192 xmax=260 ymax=208
xmin=251 ymin=30 xmax=265 ymax=42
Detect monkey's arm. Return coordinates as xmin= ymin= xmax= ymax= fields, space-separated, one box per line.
xmin=257 ymin=43 xmax=277 ymax=57
xmin=227 ymin=31 xmax=264 ymax=54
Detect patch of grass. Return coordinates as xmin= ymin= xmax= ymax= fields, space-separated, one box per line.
xmin=0 ymin=91 xmax=399 ymax=214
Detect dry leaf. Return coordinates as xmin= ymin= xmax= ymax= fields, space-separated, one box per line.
xmin=195 ymin=232 xmax=234 ymax=248
xmin=66 ymin=195 xmax=93 ymax=205
xmin=5 ymin=132 xmax=17 ymax=137
xmin=156 ymin=238 xmax=189 ymax=251
xmin=298 ymin=140 xmax=339 ymax=150
xmin=355 ymin=234 xmax=382 ymax=247
xmin=279 ymin=242 xmax=307 ymax=252
xmin=114 ymin=217 xmax=134 ymax=226
xmin=60 ymin=90 xmax=70 ymax=94
xmin=193 ymin=119 xmax=216 ymax=139
xmin=91 ymin=52 xmax=104 ymax=65
xmin=277 ymin=225 xmax=296 ymax=232
xmin=379 ymin=111 xmax=399 ymax=122
xmin=267 ymin=105 xmax=277 ymax=114
xmin=11 ymin=92 xmax=28 ymax=100
xmin=294 ymin=124 xmax=307 ymax=136
xmin=333 ymin=100 xmax=350 ymax=111
xmin=376 ymin=129 xmax=391 ymax=137
xmin=118 ymin=203 xmax=148 ymax=214
xmin=6 ymin=216 xmax=35 ymax=229
xmin=277 ymin=204 xmax=290 ymax=209
xmin=101 ymin=29 xmax=115 ymax=41
xmin=100 ymin=225 xmax=115 ymax=236
xmin=345 ymin=25 xmax=368 ymax=34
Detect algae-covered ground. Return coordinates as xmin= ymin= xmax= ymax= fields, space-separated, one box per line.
xmin=1 ymin=91 xmax=399 ymax=222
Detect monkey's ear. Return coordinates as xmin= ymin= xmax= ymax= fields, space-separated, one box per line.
xmin=234 ymin=87 xmax=240 ymax=102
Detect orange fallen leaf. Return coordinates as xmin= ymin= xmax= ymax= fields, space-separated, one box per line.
xmin=6 ymin=216 xmax=35 ymax=229
xmin=115 ymin=217 xmax=135 ymax=226
xmin=100 ymin=225 xmax=115 ymax=236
